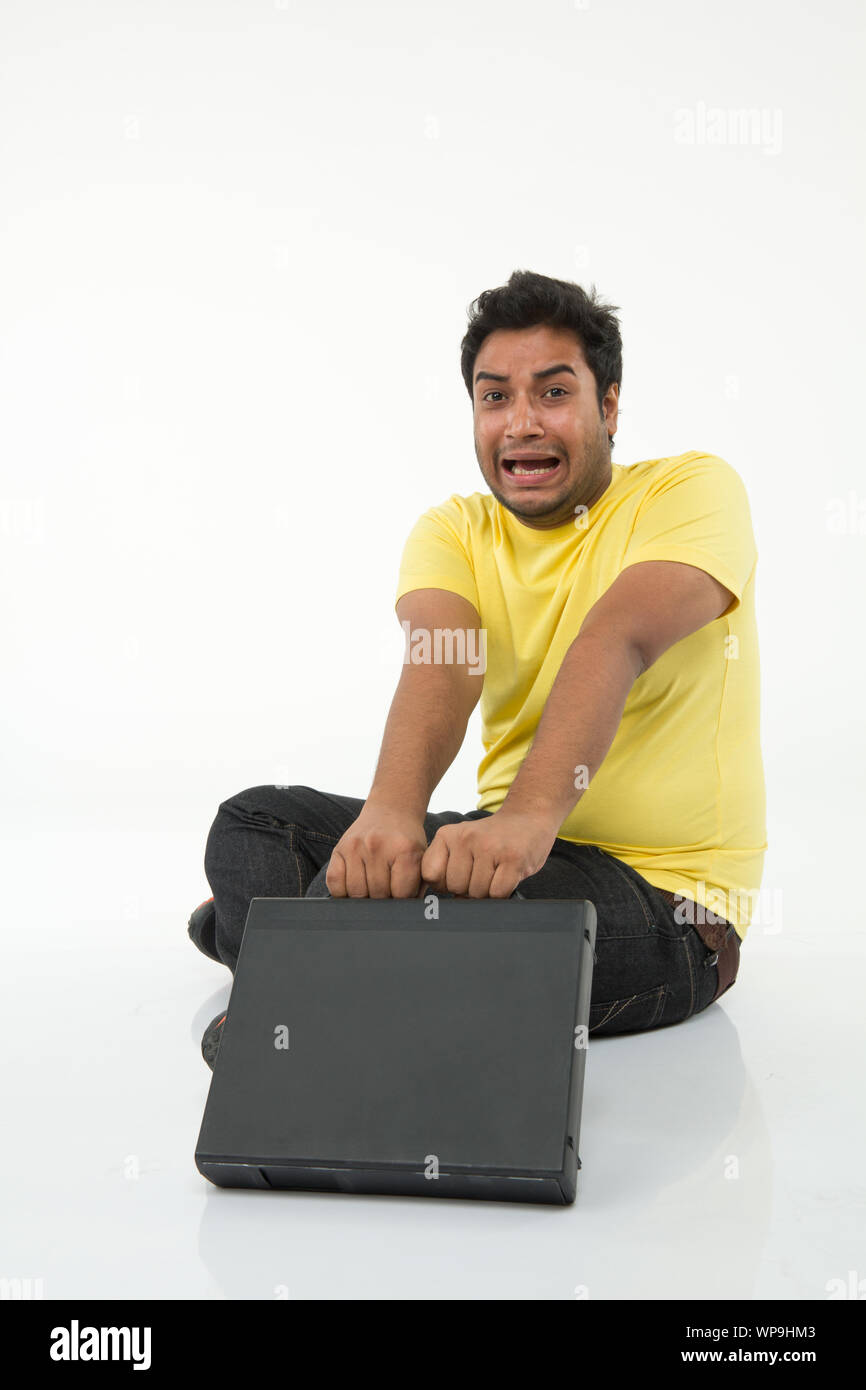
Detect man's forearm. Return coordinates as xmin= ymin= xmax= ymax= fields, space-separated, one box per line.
xmin=366 ymin=672 xmax=475 ymax=821
xmin=500 ymin=628 xmax=644 ymax=831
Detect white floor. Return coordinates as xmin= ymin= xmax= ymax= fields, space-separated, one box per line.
xmin=2 ymin=827 xmax=864 ymax=1302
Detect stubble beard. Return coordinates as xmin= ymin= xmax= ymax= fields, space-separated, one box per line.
xmin=479 ymin=425 xmax=612 ymax=528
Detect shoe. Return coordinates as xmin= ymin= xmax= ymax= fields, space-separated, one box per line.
xmin=188 ymin=896 xmax=221 ymax=963
xmin=201 ymin=1010 xmax=227 ymax=1070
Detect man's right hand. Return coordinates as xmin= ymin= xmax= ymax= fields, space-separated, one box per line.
xmin=325 ymin=805 xmax=429 ymax=898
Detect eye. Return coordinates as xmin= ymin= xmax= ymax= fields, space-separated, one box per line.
xmin=481 ymin=386 xmax=568 ymax=403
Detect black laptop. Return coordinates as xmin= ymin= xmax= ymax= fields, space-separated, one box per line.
xmin=195 ymin=895 xmax=597 ymax=1205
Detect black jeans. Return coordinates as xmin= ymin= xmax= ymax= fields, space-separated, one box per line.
xmin=197 ymin=784 xmax=734 ymax=1038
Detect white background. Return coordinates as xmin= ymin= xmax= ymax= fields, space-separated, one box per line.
xmin=1 ymin=0 xmax=864 ymax=1302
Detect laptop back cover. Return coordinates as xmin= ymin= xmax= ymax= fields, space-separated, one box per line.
xmin=195 ymin=896 xmax=596 ymax=1205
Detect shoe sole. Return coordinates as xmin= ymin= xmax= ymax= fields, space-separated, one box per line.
xmin=201 ymin=1012 xmax=227 ymax=1070
xmin=188 ymin=897 xmax=222 ymax=964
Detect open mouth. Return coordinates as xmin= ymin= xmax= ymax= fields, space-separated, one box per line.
xmin=501 ymin=456 xmax=562 ymax=481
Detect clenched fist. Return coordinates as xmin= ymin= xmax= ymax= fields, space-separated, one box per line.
xmin=326 ymin=805 xmax=428 ymax=898
xmin=420 ymin=809 xmax=557 ymax=898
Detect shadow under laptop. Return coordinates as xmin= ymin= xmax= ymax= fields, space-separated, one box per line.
xmin=192 ymin=999 xmax=773 ymax=1300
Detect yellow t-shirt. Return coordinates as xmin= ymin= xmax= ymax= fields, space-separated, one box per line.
xmin=394 ymin=451 xmax=767 ymax=939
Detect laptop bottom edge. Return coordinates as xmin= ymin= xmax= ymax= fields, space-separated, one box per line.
xmin=196 ymin=1158 xmax=577 ymax=1205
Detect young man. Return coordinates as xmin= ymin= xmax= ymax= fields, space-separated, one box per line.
xmin=189 ymin=269 xmax=766 ymax=1068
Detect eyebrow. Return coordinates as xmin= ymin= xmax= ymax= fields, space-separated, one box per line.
xmin=474 ymin=362 xmax=578 ymax=387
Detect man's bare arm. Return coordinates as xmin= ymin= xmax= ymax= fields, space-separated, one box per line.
xmin=326 ymin=587 xmax=483 ymax=896
xmin=500 ymin=560 xmax=734 ymax=829
xmin=421 ymin=559 xmax=735 ymax=897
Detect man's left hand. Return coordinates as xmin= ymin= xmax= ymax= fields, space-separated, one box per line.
xmin=419 ymin=808 xmax=558 ymax=898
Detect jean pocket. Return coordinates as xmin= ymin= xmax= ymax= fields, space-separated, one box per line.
xmin=589 ymin=983 xmax=668 ymax=1036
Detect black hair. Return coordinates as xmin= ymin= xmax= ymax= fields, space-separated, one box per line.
xmin=460 ymin=269 xmax=622 ymax=428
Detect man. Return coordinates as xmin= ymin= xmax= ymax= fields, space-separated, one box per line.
xmin=189 ymin=269 xmax=767 ymax=1068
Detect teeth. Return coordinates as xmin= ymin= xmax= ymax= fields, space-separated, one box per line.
xmin=510 ymin=461 xmax=556 ymax=475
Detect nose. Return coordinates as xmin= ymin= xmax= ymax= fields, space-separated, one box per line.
xmin=504 ymin=394 xmax=544 ymax=439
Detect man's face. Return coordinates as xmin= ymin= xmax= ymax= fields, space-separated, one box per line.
xmin=472 ymin=323 xmax=619 ymax=529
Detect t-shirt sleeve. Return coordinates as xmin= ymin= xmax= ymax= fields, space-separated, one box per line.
xmin=618 ymin=454 xmax=756 ymax=615
xmin=394 ymin=502 xmax=481 ymax=614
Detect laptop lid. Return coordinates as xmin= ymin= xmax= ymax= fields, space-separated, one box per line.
xmin=195 ymin=895 xmax=596 ymax=1205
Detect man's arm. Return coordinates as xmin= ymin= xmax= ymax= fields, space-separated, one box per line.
xmin=326 ymin=587 xmax=483 ymax=897
xmin=500 ymin=559 xmax=734 ymax=826
xmin=420 ymin=560 xmax=734 ymax=897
